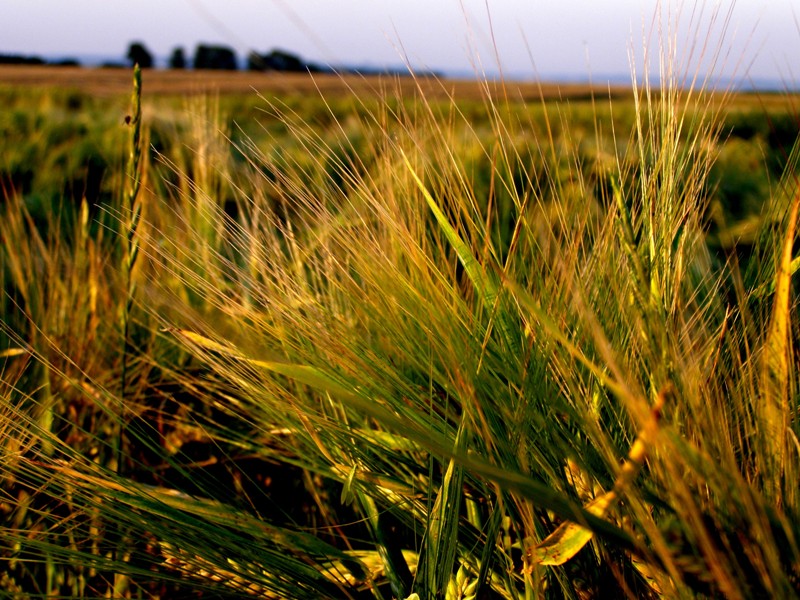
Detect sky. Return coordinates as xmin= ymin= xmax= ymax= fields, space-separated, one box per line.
xmin=2 ymin=1 xmax=799 ymax=85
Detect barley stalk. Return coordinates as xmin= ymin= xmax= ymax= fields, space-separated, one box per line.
xmin=118 ymin=63 xmax=142 ymax=473
xmin=114 ymin=63 xmax=143 ymax=598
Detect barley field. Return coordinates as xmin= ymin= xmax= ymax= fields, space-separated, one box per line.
xmin=0 ymin=54 xmax=799 ymax=599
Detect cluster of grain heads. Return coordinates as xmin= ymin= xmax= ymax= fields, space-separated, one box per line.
xmin=2 ymin=11 xmax=800 ymax=596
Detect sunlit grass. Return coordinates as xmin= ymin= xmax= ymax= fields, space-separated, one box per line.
xmin=1 ymin=11 xmax=800 ymax=599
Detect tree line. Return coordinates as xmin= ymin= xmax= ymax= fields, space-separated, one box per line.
xmin=2 ymin=41 xmax=436 ymax=77
xmin=0 ymin=42 xmax=321 ymax=72
xmin=127 ymin=41 xmax=321 ymax=72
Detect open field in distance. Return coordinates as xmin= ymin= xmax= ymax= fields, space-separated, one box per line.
xmin=0 ymin=64 xmax=640 ymax=101
xmin=3 ymin=64 xmax=800 ymax=106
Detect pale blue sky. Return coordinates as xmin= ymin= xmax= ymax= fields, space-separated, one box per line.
xmin=1 ymin=1 xmax=798 ymax=83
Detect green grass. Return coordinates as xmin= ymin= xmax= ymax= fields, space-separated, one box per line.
xmin=1 ymin=32 xmax=800 ymax=600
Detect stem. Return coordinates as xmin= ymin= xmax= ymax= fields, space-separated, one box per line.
xmin=118 ymin=63 xmax=142 ymax=478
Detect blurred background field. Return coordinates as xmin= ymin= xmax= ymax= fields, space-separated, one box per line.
xmin=2 ymin=65 xmax=797 ymax=240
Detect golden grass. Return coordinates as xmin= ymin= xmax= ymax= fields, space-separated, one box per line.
xmin=2 ymin=31 xmax=799 ymax=594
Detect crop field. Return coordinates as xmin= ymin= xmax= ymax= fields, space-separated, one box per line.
xmin=1 ymin=60 xmax=799 ymax=599
xmin=0 ymin=65 xmax=637 ymax=100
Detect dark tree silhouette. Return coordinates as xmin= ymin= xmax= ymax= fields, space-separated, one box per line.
xmin=248 ymin=49 xmax=308 ymax=72
xmin=246 ymin=51 xmax=267 ymax=71
xmin=193 ymin=44 xmax=237 ymax=70
xmin=0 ymin=54 xmax=46 ymax=65
xmin=169 ymin=47 xmax=186 ymax=69
xmin=267 ymin=49 xmax=305 ymax=72
xmin=127 ymin=42 xmax=153 ymax=68
xmin=51 ymin=58 xmax=80 ymax=67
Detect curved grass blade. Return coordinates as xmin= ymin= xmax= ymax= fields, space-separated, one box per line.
xmin=167 ymin=329 xmax=636 ymax=553
xmin=400 ymin=149 xmax=519 ymax=356
xmin=532 ymin=491 xmax=616 ymax=566
xmin=760 ymin=190 xmax=799 ymax=482
xmin=531 ymin=387 xmax=665 ymax=566
xmin=49 ymin=462 xmax=368 ymax=594
xmin=421 ymin=417 xmax=468 ymax=597
xmin=356 ymin=491 xmax=415 ymax=598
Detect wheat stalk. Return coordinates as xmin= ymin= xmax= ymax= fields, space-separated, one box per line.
xmin=113 ymin=62 xmax=143 ymax=598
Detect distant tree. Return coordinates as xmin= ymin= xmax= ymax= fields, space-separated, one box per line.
xmin=247 ymin=49 xmax=307 ymax=72
xmin=0 ymin=54 xmax=46 ymax=65
xmin=267 ymin=49 xmax=305 ymax=72
xmin=127 ymin=42 xmax=153 ymax=68
xmin=169 ymin=47 xmax=186 ymax=69
xmin=246 ymin=51 xmax=267 ymax=71
xmin=51 ymin=58 xmax=81 ymax=67
xmin=193 ymin=44 xmax=237 ymax=70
